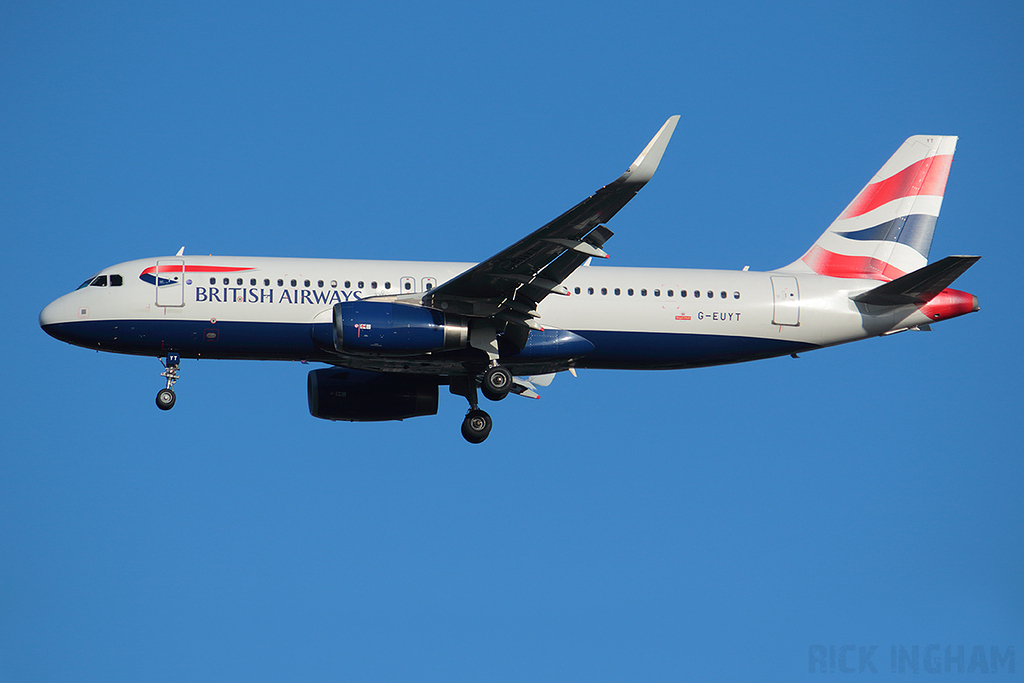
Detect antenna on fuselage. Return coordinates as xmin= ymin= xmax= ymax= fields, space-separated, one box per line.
xmin=175 ymin=246 xmax=185 ymax=256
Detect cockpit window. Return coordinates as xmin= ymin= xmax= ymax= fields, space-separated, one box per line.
xmin=77 ymin=273 xmax=121 ymax=289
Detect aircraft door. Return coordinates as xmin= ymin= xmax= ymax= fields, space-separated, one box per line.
xmin=400 ymin=276 xmax=416 ymax=294
xmin=155 ymin=259 xmax=185 ymax=307
xmin=771 ymin=276 xmax=800 ymax=326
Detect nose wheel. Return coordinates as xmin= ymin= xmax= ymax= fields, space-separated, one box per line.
xmin=156 ymin=353 xmax=180 ymax=411
xmin=156 ymin=387 xmax=176 ymax=410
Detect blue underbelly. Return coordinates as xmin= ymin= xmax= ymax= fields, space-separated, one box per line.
xmin=571 ymin=329 xmax=816 ymax=369
xmin=42 ymin=318 xmax=817 ymax=369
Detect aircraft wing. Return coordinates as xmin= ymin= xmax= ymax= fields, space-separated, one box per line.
xmin=424 ymin=116 xmax=679 ymax=334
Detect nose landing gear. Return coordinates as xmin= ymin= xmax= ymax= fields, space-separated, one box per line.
xmin=156 ymin=353 xmax=180 ymax=411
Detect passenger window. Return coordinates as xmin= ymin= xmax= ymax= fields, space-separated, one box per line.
xmin=667 ymin=290 xmax=673 ymax=297
xmin=720 ymin=291 xmax=727 ymax=299
xmin=318 ymin=280 xmax=324 ymax=288
xmin=681 ymin=290 xmax=687 ymax=297
xmin=601 ymin=287 xmax=607 ymax=295
xmin=614 ymin=288 xmax=620 ymax=296
xmin=654 ymin=289 xmax=660 ymax=297
xmin=707 ymin=291 xmax=713 ymax=298
xmin=407 ymin=282 xmax=414 ymax=291
xmin=574 ymin=287 xmax=580 ymax=294
xmin=304 ymin=279 xmax=310 ymax=287
xmin=278 ymin=279 xmax=284 ymax=287
xmin=264 ymin=279 xmax=270 ymax=286
xmin=588 ymin=287 xmax=594 ymax=295
xmin=640 ymin=289 xmax=647 ymax=296
xmin=627 ymin=288 xmax=634 ymax=296
xmin=734 ymin=291 xmax=741 ymax=299
xmin=358 ymin=281 xmax=364 ymax=289
xmin=331 ymin=280 xmax=338 ymax=288
xmin=90 ymin=275 xmax=108 ymax=287
xmin=694 ymin=290 xmax=700 ymax=298
xmin=237 ymin=278 xmax=243 ymax=285
xmin=250 ymin=278 xmax=256 ymax=286
xmin=384 ymin=282 xmax=391 ymax=290
xmin=345 ymin=281 xmax=351 ymax=288
xmin=223 ymin=278 xmax=230 ymax=285
xmin=371 ymin=281 xmax=377 ymax=289
xmin=291 ymin=279 xmax=297 ymax=287
xmin=210 ymin=277 xmax=216 ymax=285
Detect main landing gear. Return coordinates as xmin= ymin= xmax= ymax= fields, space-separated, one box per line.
xmin=461 ymin=408 xmax=492 ymax=444
xmin=481 ymin=365 xmax=513 ymax=402
xmin=156 ymin=353 xmax=180 ymax=411
xmin=452 ymin=363 xmax=514 ymax=444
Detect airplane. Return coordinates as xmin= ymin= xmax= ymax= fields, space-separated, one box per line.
xmin=39 ymin=117 xmax=980 ymax=443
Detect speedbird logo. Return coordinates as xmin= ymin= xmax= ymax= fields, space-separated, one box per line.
xmin=139 ymin=265 xmax=254 ymax=286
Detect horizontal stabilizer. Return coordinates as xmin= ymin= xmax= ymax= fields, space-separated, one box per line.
xmin=851 ymin=255 xmax=980 ymax=305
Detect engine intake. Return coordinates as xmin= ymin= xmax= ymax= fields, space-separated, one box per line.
xmin=307 ymin=368 xmax=439 ymax=421
xmin=334 ymin=301 xmax=468 ymax=355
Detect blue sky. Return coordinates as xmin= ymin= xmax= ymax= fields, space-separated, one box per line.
xmin=2 ymin=1 xmax=1021 ymax=680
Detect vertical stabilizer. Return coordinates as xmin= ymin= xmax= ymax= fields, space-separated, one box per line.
xmin=779 ymin=135 xmax=957 ymax=281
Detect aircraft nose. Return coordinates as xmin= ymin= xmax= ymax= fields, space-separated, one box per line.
xmin=39 ymin=297 xmax=67 ymax=332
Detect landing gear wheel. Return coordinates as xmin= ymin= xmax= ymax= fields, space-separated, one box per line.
xmin=481 ymin=365 xmax=513 ymax=402
xmin=461 ymin=409 xmax=492 ymax=444
xmin=157 ymin=353 xmax=181 ymax=411
xmin=156 ymin=388 xmax=176 ymax=411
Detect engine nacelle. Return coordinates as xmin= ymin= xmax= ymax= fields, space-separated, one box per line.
xmin=334 ymin=301 xmax=469 ymax=355
xmin=307 ymin=368 xmax=439 ymax=422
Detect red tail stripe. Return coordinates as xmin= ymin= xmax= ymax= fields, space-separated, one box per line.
xmin=838 ymin=154 xmax=953 ymax=220
xmin=802 ymin=246 xmax=907 ymax=281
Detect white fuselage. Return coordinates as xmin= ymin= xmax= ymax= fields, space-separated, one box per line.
xmin=40 ymin=254 xmax=945 ymax=374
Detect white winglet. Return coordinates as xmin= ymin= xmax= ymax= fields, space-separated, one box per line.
xmin=619 ymin=115 xmax=680 ymax=186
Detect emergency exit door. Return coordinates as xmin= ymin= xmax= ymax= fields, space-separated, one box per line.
xmin=155 ymin=259 xmax=185 ymax=307
xmin=771 ymin=276 xmax=800 ymax=326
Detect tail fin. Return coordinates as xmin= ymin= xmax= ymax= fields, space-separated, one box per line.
xmin=780 ymin=135 xmax=957 ymax=281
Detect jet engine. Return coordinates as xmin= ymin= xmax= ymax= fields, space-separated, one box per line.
xmin=333 ymin=301 xmax=469 ymax=355
xmin=307 ymin=368 xmax=439 ymax=421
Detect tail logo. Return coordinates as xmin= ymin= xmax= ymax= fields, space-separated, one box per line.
xmin=786 ymin=136 xmax=957 ymax=281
